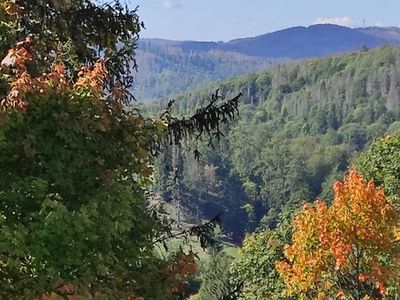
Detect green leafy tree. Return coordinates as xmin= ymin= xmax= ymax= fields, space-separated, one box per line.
xmin=0 ymin=2 xmax=167 ymax=296
xmin=229 ymin=211 xmax=294 ymax=299
xmin=356 ymin=134 xmax=400 ymax=204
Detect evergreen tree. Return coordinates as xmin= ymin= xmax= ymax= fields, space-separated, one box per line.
xmin=197 ymin=251 xmax=234 ymax=300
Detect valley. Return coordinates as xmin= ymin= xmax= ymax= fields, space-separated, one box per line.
xmin=146 ymin=44 xmax=400 ymax=298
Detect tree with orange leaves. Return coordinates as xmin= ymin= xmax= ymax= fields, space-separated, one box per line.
xmin=276 ymin=169 xmax=400 ymax=299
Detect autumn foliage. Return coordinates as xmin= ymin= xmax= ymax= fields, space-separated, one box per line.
xmin=164 ymin=250 xmax=199 ymax=296
xmin=276 ymin=169 xmax=400 ymax=299
xmin=1 ymin=37 xmax=110 ymax=111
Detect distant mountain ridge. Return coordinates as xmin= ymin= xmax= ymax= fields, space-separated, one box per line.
xmin=135 ymin=24 xmax=400 ymax=100
xmin=140 ymin=24 xmax=400 ymax=58
xmin=222 ymin=24 xmax=398 ymax=58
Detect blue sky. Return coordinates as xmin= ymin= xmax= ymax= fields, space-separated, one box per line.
xmin=126 ymin=0 xmax=400 ymax=41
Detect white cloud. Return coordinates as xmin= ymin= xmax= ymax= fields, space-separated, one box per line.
xmin=160 ymin=0 xmax=182 ymax=9
xmin=314 ymin=16 xmax=360 ymax=27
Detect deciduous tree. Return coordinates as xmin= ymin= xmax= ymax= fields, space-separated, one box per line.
xmin=356 ymin=134 xmax=400 ymax=205
xmin=276 ymin=169 xmax=400 ymax=299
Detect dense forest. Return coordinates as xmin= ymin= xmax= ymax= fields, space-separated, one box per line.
xmin=148 ymin=46 xmax=400 ymax=241
xmin=134 ymin=39 xmax=277 ymax=100
xmin=146 ymin=46 xmax=400 ymax=299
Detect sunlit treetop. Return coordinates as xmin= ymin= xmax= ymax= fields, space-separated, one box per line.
xmin=276 ymin=169 xmax=400 ymax=299
xmin=356 ymin=134 xmax=400 ymax=205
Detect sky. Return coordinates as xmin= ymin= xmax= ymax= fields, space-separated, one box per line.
xmin=121 ymin=0 xmax=400 ymax=41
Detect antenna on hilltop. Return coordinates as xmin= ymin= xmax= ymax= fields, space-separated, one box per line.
xmin=363 ymin=19 xmax=366 ymax=27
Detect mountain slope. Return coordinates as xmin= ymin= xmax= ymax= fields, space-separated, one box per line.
xmin=358 ymin=26 xmax=400 ymax=44
xmin=149 ymin=46 xmax=400 ymax=240
xmin=135 ymin=25 xmax=400 ymax=101
xmin=223 ymin=24 xmax=389 ymax=58
xmin=134 ymin=46 xmax=277 ymax=100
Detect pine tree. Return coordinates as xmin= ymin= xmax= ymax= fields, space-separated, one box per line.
xmin=197 ymin=251 xmax=234 ymax=300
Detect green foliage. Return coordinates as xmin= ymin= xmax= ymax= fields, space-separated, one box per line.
xmin=135 ymin=41 xmax=278 ymax=101
xmin=229 ymin=211 xmax=293 ymax=300
xmin=144 ymin=42 xmax=400 ymax=299
xmin=197 ymin=251 xmax=234 ymax=300
xmin=0 ymin=91 xmax=166 ymax=298
xmin=0 ymin=0 xmax=244 ymax=298
xmin=0 ymin=1 xmax=216 ymax=298
xmin=356 ymin=134 xmax=400 ymax=204
xmin=150 ymin=46 xmax=400 ymax=240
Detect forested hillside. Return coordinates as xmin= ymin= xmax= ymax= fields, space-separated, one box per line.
xmin=148 ymin=46 xmax=400 ymax=241
xmin=135 ymin=25 xmax=400 ymax=100
xmin=134 ymin=41 xmax=277 ymax=100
